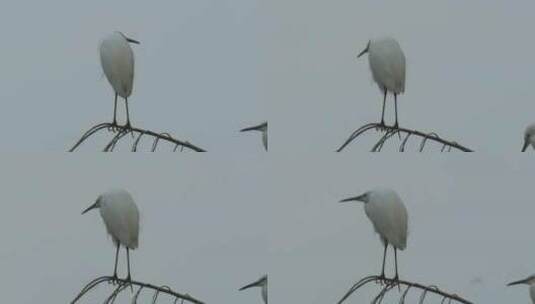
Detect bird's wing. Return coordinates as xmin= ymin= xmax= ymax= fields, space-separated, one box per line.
xmin=100 ymin=200 xmax=139 ymax=249
xmin=365 ymin=200 xmax=407 ymax=250
xmin=99 ymin=36 xmax=135 ymax=98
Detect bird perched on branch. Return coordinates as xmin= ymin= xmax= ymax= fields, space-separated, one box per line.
xmin=508 ymin=275 xmax=535 ymax=303
xmin=240 ymin=275 xmax=268 ymax=304
xmin=340 ymin=188 xmax=408 ymax=280
xmin=522 ymin=123 xmax=535 ymax=151
xmin=240 ymin=121 xmax=268 ymax=151
xmin=100 ymin=31 xmax=140 ymax=130
xmin=357 ymin=37 xmax=406 ymax=128
xmin=82 ymin=189 xmax=140 ymax=282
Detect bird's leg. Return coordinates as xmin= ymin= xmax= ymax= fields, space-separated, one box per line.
xmin=126 ymin=248 xmax=134 ymax=292
xmin=378 ymin=89 xmax=387 ymax=131
xmin=111 ymin=243 xmax=120 ymax=284
xmin=393 ymin=248 xmax=401 ymax=291
xmin=393 ymin=248 xmax=399 ymax=281
xmin=394 ymin=94 xmax=401 ymax=139
xmin=394 ymin=94 xmax=399 ymax=129
xmin=377 ymin=243 xmax=387 ymax=285
xmin=124 ymin=98 xmax=132 ymax=129
xmin=109 ymin=94 xmax=118 ymax=132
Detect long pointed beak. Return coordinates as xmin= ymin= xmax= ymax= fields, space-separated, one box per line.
xmin=126 ymin=37 xmax=140 ymax=45
xmin=239 ymin=280 xmax=260 ymax=291
xmin=508 ymin=279 xmax=528 ymax=286
xmin=81 ymin=202 xmax=98 ymax=215
xmin=357 ymin=47 xmax=368 ymax=58
xmin=522 ymin=139 xmax=529 ymax=152
xmin=241 ymin=124 xmax=263 ymax=132
xmin=339 ymin=194 xmax=365 ymax=203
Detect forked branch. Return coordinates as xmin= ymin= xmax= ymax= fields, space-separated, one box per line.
xmin=337 ymin=275 xmax=473 ymax=304
xmin=71 ymin=276 xmax=205 ymax=304
xmin=336 ymin=123 xmax=473 ymax=152
xmin=69 ymin=123 xmax=206 ymax=152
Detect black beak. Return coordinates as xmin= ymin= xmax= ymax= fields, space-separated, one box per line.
xmin=81 ymin=202 xmax=98 ymax=215
xmin=507 ymin=279 xmax=527 ymax=286
xmin=357 ymin=41 xmax=370 ymax=58
xmin=240 ymin=123 xmax=264 ymax=132
xmin=522 ymin=139 xmax=529 ymax=152
xmin=339 ymin=194 xmax=364 ymax=203
xmin=126 ymin=37 xmax=140 ymax=45
xmin=239 ymin=280 xmax=259 ymax=291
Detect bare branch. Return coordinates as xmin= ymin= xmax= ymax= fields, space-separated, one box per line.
xmin=337 ymin=123 xmax=473 ymax=152
xmin=70 ymin=276 xmax=205 ymax=304
xmin=337 ymin=275 xmax=473 ymax=304
xmin=69 ymin=122 xmax=206 ymax=152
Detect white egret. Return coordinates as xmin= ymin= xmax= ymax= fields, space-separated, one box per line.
xmin=522 ymin=123 xmax=535 ymax=151
xmin=508 ymin=275 xmax=535 ymax=303
xmin=100 ymin=31 xmax=140 ymax=129
xmin=240 ymin=122 xmax=268 ymax=151
xmin=82 ymin=189 xmax=140 ymax=282
xmin=340 ymin=188 xmax=408 ymax=280
xmin=357 ymin=37 xmax=406 ymax=128
xmin=239 ymin=275 xmax=267 ymax=304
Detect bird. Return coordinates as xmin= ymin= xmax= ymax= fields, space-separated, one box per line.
xmin=507 ymin=275 xmax=535 ymax=303
xmin=357 ymin=37 xmax=406 ymax=128
xmin=100 ymin=31 xmax=140 ymax=130
xmin=82 ymin=189 xmax=140 ymax=282
xmin=240 ymin=121 xmax=268 ymax=151
xmin=239 ymin=275 xmax=268 ymax=304
xmin=339 ymin=188 xmax=408 ymax=280
xmin=522 ymin=123 xmax=535 ymax=151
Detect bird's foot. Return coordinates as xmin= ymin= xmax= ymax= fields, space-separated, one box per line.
xmin=125 ymin=275 xmax=134 ymax=292
xmin=376 ymin=274 xmax=387 ymax=285
xmin=108 ymin=122 xmax=119 ymax=133
xmin=376 ymin=122 xmax=387 ymax=132
xmin=109 ymin=274 xmax=119 ymax=285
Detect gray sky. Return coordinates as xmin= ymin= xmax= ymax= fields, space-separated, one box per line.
xmin=269 ymin=154 xmax=535 ymax=303
xmin=263 ymin=1 xmax=535 ymax=152
xmin=0 ymin=155 xmax=267 ymax=303
xmin=0 ymin=0 xmax=267 ymax=151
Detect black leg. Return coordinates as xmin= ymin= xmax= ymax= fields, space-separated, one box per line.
xmin=125 ymin=98 xmax=131 ymax=129
xmin=113 ymin=243 xmax=120 ymax=279
xmin=109 ymin=94 xmax=118 ymax=132
xmin=394 ymin=248 xmax=399 ymax=280
xmin=380 ymin=89 xmax=387 ymax=126
xmin=380 ymin=243 xmax=387 ymax=278
xmin=126 ymin=248 xmax=134 ymax=292
xmin=113 ymin=94 xmax=118 ymax=125
xmin=394 ymin=93 xmax=399 ymax=128
xmin=126 ymin=248 xmax=132 ymax=281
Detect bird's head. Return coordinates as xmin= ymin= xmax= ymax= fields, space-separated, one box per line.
xmin=522 ymin=124 xmax=535 ymax=152
xmin=239 ymin=275 xmax=267 ymax=291
xmin=339 ymin=192 xmax=370 ymax=204
xmin=240 ymin=122 xmax=267 ymax=133
xmin=357 ymin=40 xmax=370 ymax=58
xmin=508 ymin=275 xmax=535 ymax=287
xmin=82 ymin=196 xmax=102 ymax=214
xmin=117 ymin=31 xmax=140 ymax=45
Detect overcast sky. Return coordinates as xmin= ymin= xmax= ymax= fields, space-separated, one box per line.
xmin=269 ymin=154 xmax=535 ymax=303
xmin=263 ymin=1 xmax=535 ymax=152
xmin=0 ymin=155 xmax=268 ymax=303
xmin=0 ymin=0 xmax=269 ymax=151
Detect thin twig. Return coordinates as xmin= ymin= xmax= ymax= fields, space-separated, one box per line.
xmin=337 ymin=123 xmax=473 ymax=152
xmin=337 ymin=275 xmax=473 ymax=304
xmin=69 ymin=122 xmax=206 ymax=152
xmin=70 ymin=276 xmax=205 ymax=304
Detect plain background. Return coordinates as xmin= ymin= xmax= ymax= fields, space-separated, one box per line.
xmin=0 ymin=155 xmax=267 ymax=303
xmin=263 ymin=1 xmax=535 ymax=152
xmin=0 ymin=0 xmax=268 ymax=152
xmin=269 ymin=154 xmax=535 ymax=303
